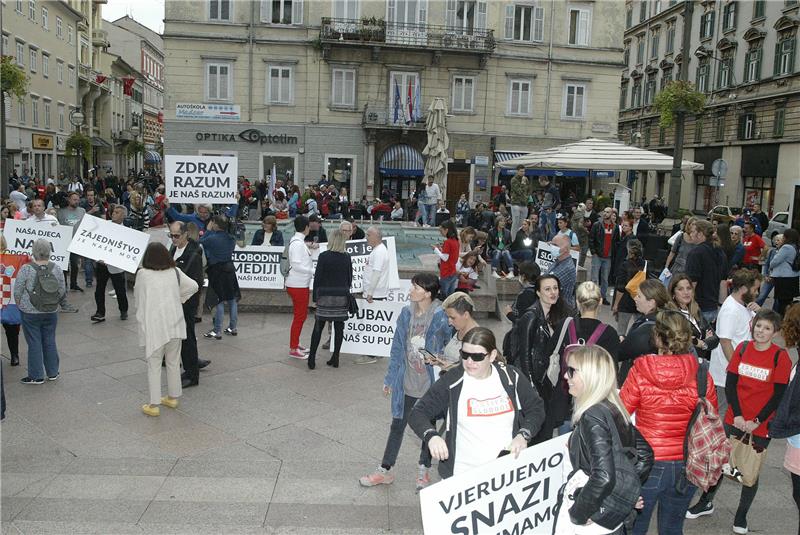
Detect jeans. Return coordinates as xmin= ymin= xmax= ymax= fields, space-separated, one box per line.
xmin=94 ymin=263 xmax=128 ymax=317
xmin=511 ymin=249 xmax=533 ymax=263
xmin=21 ymin=312 xmax=60 ymax=380
xmin=68 ymin=254 xmax=82 ymax=288
xmin=755 ymin=279 xmax=775 ymax=307
xmin=590 ymin=256 xmax=611 ymax=301
xmin=181 ymin=297 xmax=199 ymax=383
xmin=633 ymin=460 xmax=696 ymax=535
xmin=492 ymin=250 xmax=514 ymax=272
xmin=416 ymin=203 xmax=427 ymax=225
xmin=440 ymin=275 xmax=458 ymax=298
xmin=381 ymin=394 xmax=433 ymax=470
xmin=510 ymin=204 xmax=528 ymax=240
xmin=424 ymin=203 xmax=436 ymax=226
xmin=213 ymin=299 xmax=238 ymax=333
xmin=540 ymin=209 xmax=557 ymax=240
xmin=84 ymin=259 xmax=94 ymax=285
xmin=147 ymin=338 xmax=182 ymax=405
xmin=286 ymin=287 xmax=309 ymax=349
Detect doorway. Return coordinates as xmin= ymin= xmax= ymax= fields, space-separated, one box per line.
xmin=447 ymin=170 xmax=470 ymax=213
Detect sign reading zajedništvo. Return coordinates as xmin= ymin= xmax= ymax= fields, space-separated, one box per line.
xmin=311 ymin=236 xmax=401 ymax=293
xmin=340 ymin=280 xmax=411 ymax=358
xmin=232 ymin=246 xmax=284 ymax=289
xmin=164 ymin=155 xmax=238 ymax=204
xmin=2 ymin=219 xmax=72 ymax=270
xmin=534 ymin=241 xmax=580 ymax=274
xmin=67 ymin=215 xmax=150 ymax=273
xmin=420 ymin=434 xmax=571 ymax=535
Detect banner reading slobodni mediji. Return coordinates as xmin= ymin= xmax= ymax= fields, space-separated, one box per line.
xmin=67 ymin=215 xmax=150 ymax=273
xmin=420 ymin=433 xmax=571 ymax=535
xmin=2 ymin=219 xmax=72 ymax=270
xmin=312 ymin=236 xmax=400 ymax=292
xmin=340 ymin=280 xmax=411 ymax=358
xmin=232 ymin=246 xmax=284 ymax=289
xmin=534 ymin=241 xmax=580 ymax=274
xmin=164 ymin=155 xmax=238 ymax=204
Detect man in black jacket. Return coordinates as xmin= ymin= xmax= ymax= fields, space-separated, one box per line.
xmin=589 ymin=207 xmax=615 ymax=304
xmin=169 ymin=221 xmax=209 ymax=387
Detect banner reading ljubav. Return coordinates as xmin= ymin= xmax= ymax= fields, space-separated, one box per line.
xmin=67 ymin=215 xmax=150 ymax=273
xmin=534 ymin=241 xmax=580 ymax=274
xmin=232 ymin=246 xmax=284 ymax=289
xmin=340 ymin=280 xmax=411 ymax=358
xmin=2 ymin=219 xmax=72 ymax=270
xmin=312 ymin=236 xmax=400 ymax=293
xmin=164 ymin=155 xmax=238 ymax=204
xmin=420 ymin=433 xmax=571 ymax=535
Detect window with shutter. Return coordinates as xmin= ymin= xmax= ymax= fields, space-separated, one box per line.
xmin=533 ymin=7 xmax=544 ymax=41
xmin=452 ymin=75 xmax=475 ymax=112
xmin=263 ymin=0 xmax=302 ymax=24
xmin=773 ymin=106 xmax=785 ymax=137
xmin=477 ymin=1 xmax=488 ymax=30
xmin=504 ymin=5 xmax=514 ymax=39
xmin=446 ymin=0 xmax=457 ymax=28
xmin=507 ymin=79 xmax=531 ymax=116
xmin=568 ymin=7 xmax=591 ymax=46
xmin=209 ymin=0 xmax=231 ymax=21
xmin=563 ymin=83 xmax=586 ymax=118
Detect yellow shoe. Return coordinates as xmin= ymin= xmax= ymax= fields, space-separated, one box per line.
xmin=160 ymin=397 xmax=179 ymax=409
xmin=142 ymin=404 xmax=160 ymax=417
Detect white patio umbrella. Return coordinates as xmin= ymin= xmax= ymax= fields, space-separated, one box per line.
xmin=498 ymin=138 xmax=703 ymax=171
xmin=422 ymin=97 xmax=450 ymax=186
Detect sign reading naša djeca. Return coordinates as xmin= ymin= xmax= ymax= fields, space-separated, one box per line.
xmin=164 ymin=155 xmax=238 ymax=204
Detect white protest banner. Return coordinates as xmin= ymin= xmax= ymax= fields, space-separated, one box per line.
xmin=232 ymin=246 xmax=284 ymax=289
xmin=340 ymin=280 xmax=411 ymax=358
xmin=420 ymin=434 xmax=571 ymax=535
xmin=2 ymin=219 xmax=72 ymax=270
xmin=67 ymin=215 xmax=150 ymax=273
xmin=312 ymin=236 xmax=400 ymax=293
xmin=534 ymin=241 xmax=580 ymax=274
xmin=164 ymin=155 xmax=237 ymax=204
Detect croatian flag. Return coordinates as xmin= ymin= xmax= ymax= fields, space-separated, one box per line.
xmin=407 ymin=79 xmax=414 ymax=124
xmin=413 ymin=77 xmax=421 ymax=122
xmin=393 ymin=79 xmax=402 ymax=124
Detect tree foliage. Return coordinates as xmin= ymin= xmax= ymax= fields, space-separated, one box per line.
xmin=654 ymin=80 xmax=706 ymax=128
xmin=65 ymin=132 xmax=92 ymax=161
xmin=1 ymin=56 xmax=29 ymax=100
xmin=125 ymin=140 xmax=145 ymax=158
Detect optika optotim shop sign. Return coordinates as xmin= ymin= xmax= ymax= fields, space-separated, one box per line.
xmin=195 ymin=129 xmax=298 ymax=145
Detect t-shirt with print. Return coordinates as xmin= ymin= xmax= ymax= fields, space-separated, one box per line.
xmin=403 ymin=313 xmax=431 ymax=398
xmin=709 ymin=295 xmax=755 ymax=387
xmin=742 ymin=233 xmax=765 ymax=265
xmin=725 ymin=341 xmax=792 ymax=437
xmin=454 ymin=367 xmax=515 ymax=476
xmin=558 ymin=229 xmax=579 ymax=247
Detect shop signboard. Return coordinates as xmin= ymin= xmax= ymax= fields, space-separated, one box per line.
xmin=175 ymin=103 xmax=241 ymax=121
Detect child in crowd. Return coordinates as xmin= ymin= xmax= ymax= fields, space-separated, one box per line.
xmin=455 ymin=251 xmax=480 ymax=292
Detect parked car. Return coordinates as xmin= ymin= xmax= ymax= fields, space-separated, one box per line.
xmin=766 ymin=212 xmax=790 ymax=239
xmin=708 ymin=205 xmax=742 ymax=223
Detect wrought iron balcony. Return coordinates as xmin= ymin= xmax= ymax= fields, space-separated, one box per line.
xmin=320 ymin=18 xmax=495 ymax=57
xmin=363 ymin=104 xmax=427 ymax=129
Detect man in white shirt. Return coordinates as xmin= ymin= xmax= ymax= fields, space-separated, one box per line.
xmin=9 ymin=184 xmax=28 ymax=216
xmin=26 ymin=199 xmax=58 ymax=222
xmin=710 ymin=269 xmax=761 ymax=414
xmin=357 ymin=226 xmax=391 ymax=364
xmin=423 ymin=177 xmax=441 ymax=227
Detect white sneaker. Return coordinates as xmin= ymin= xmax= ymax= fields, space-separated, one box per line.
xmin=108 ymin=290 xmax=116 ymax=296
xmin=492 ymin=271 xmax=501 ymax=279
xmin=505 ymin=274 xmax=516 ymax=280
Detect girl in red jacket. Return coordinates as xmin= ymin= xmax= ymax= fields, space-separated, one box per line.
xmin=620 ymin=310 xmax=718 ymax=535
xmin=686 ymin=308 xmax=792 ymax=534
xmin=433 ymin=220 xmax=459 ymax=298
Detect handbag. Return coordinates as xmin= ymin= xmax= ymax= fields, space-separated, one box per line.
xmin=347 ymin=294 xmax=359 ymax=316
xmin=546 ymin=317 xmax=573 ymax=387
xmin=625 ymin=260 xmax=648 ymax=298
xmin=727 ymin=432 xmax=766 ymax=487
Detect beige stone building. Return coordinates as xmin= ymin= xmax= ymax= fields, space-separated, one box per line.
xmin=164 ymin=0 xmax=624 ymax=205
xmin=1 ymin=0 xmax=83 ymax=179
xmin=619 ymin=0 xmax=800 ymax=226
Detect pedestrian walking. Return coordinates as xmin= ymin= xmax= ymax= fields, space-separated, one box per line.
xmin=200 ymin=215 xmax=240 ymax=339
xmin=91 ymin=205 xmax=129 ymax=323
xmin=589 ymin=206 xmax=615 ymax=304
xmin=686 ymin=219 xmax=726 ymax=324
xmin=433 ymin=220 xmax=459 ymax=298
xmin=509 ymin=165 xmax=530 ymax=239
xmin=768 ymin=228 xmax=799 ymax=315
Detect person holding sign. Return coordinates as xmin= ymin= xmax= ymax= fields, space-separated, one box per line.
xmin=163 ymin=197 xmax=238 ymax=235
xmin=359 ymin=273 xmax=450 ymax=490
xmin=90 ymin=205 xmax=130 ymax=323
xmin=409 ymin=327 xmax=545 ymax=478
xmin=554 ymin=345 xmax=653 ymax=535
xmin=200 ymin=215 xmax=240 ymax=339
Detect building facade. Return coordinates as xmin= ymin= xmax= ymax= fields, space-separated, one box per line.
xmin=1 ymin=0 xmax=83 ymax=179
xmin=164 ymin=0 xmax=624 ymax=205
xmin=619 ymin=0 xmax=800 ymax=217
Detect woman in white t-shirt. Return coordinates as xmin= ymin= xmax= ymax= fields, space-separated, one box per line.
xmin=409 ymin=327 xmax=545 ymax=478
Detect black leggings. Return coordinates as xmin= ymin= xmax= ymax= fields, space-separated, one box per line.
xmin=793 ymin=472 xmax=800 ymax=535
xmin=309 ymin=318 xmax=344 ymax=359
xmin=3 ymin=323 xmax=20 ymax=358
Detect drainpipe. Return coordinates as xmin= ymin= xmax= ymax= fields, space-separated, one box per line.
xmin=248 ymin=0 xmax=254 ymax=123
xmin=543 ymin=0 xmax=555 ymax=137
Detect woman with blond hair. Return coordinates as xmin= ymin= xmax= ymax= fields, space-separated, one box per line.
xmin=554 ymin=345 xmax=653 ymax=534
xmin=307 ymin=229 xmax=352 ymax=369
xmin=621 ymin=310 xmax=718 ymax=535
xmin=128 ymin=191 xmax=150 ymax=230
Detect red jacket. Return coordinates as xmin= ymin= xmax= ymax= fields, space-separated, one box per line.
xmin=620 ymin=353 xmax=718 ymax=461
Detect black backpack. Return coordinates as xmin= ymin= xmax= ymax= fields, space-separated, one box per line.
xmin=26 ymin=262 xmax=62 ymax=312
xmin=791 ymin=245 xmax=800 ymax=272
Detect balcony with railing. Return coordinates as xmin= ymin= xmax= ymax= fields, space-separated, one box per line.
xmin=92 ymin=29 xmax=109 ymax=48
xmin=362 ymin=104 xmax=427 ymax=129
xmin=320 ymin=18 xmax=495 ymax=62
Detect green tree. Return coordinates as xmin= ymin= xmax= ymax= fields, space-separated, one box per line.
xmin=654 ymin=80 xmax=706 ymax=128
xmin=125 ymin=140 xmax=145 ymax=158
xmin=1 ymin=56 xmax=30 ymax=193
xmin=65 ymin=132 xmax=92 ymax=161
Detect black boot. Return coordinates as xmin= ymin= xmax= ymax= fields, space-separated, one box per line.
xmin=326 ymin=355 xmax=339 ymax=368
xmin=307 ymin=354 xmax=316 ymax=370
xmin=10 ymin=354 xmax=19 ymax=367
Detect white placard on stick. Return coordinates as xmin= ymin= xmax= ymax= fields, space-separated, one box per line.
xmin=164 ymin=155 xmax=238 ymax=204
xmin=232 ymin=246 xmax=284 ymax=289
xmin=419 ymin=434 xmax=571 ymax=535
xmin=340 ymin=280 xmax=412 ymax=358
xmin=2 ymin=219 xmax=72 ymax=270
xmin=312 ymin=236 xmax=400 ymax=293
xmin=534 ymin=240 xmax=580 ymax=274
xmin=67 ymin=215 xmax=150 ymax=273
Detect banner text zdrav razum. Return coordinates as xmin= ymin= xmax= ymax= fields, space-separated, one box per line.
xmin=164 ymin=155 xmax=238 ymax=204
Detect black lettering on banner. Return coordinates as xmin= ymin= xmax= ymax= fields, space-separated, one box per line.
xmin=173 ymin=176 xmax=232 ymax=189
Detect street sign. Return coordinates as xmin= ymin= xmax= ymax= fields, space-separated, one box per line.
xmin=711 ymin=158 xmax=728 ymax=178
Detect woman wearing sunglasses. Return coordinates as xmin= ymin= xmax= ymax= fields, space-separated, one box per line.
xmin=554 ymin=345 xmax=653 ymax=535
xmin=409 ymin=327 xmax=545 ymax=479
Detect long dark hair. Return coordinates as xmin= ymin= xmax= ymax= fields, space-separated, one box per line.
xmin=535 ymin=274 xmax=571 ymax=327
xmin=141 ymin=242 xmax=175 ymax=270
xmin=440 ymin=219 xmax=458 ymax=239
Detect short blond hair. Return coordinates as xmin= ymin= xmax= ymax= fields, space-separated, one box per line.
xmin=327 ymin=229 xmax=347 ymax=253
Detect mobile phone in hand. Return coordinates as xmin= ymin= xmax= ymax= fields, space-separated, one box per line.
xmin=497 ymin=449 xmax=511 ymax=458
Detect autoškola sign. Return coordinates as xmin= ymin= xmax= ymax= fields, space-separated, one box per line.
xmin=194 ymin=128 xmax=298 ymax=145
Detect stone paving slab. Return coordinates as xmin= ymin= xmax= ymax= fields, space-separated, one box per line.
xmin=2 ymin=286 xmax=798 ymax=534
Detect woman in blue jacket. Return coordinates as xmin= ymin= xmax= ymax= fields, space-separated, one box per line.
xmin=359 ymin=272 xmax=452 ymax=491
xmin=770 ymin=228 xmax=800 ymax=315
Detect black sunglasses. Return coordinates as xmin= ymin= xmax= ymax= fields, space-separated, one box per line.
xmin=460 ymin=350 xmax=488 ymax=362
xmin=566 ymin=366 xmax=579 ymax=379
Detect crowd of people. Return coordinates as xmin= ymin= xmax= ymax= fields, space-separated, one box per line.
xmin=1 ymin=167 xmax=799 ymax=535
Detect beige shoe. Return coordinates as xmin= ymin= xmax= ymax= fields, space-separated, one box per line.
xmin=142 ymin=404 xmax=160 ymax=417
xmin=160 ymin=397 xmax=179 ymax=409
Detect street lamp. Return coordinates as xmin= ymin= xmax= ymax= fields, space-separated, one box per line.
xmin=130 ymin=116 xmax=140 ymax=175
xmin=69 ymin=107 xmax=85 ymax=178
